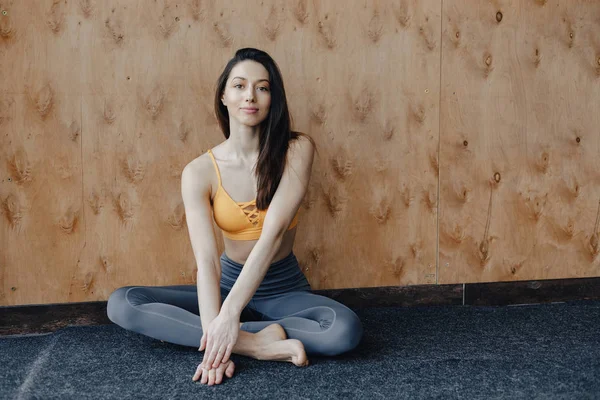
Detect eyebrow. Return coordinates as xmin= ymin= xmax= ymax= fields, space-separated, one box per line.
xmin=231 ymin=77 xmax=270 ymax=83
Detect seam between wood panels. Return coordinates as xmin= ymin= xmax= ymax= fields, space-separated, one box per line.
xmin=436 ymin=0 xmax=444 ymax=286
xmin=78 ymin=98 xmax=87 ymax=301
xmin=81 ymin=99 xmax=85 ymax=249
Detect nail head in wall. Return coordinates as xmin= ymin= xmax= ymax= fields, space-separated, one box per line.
xmin=496 ymin=11 xmax=502 ymax=23
xmin=576 ymin=136 xmax=581 ymax=143
xmin=463 ymin=140 xmax=468 ymax=147
xmin=494 ymin=172 xmax=501 ymax=183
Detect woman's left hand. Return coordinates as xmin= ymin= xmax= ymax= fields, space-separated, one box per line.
xmin=199 ymin=310 xmax=240 ymax=369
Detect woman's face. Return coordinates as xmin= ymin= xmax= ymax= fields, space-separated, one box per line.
xmin=221 ymin=60 xmax=271 ymax=128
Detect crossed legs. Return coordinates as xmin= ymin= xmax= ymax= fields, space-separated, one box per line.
xmin=107 ymin=285 xmax=362 ymax=358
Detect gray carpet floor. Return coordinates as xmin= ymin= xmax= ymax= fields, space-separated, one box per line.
xmin=1 ymin=300 xmax=599 ymax=399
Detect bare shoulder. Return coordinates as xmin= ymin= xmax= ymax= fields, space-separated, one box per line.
xmin=285 ymin=134 xmax=315 ymax=185
xmin=288 ymin=133 xmax=315 ymax=163
xmin=183 ymin=151 xmax=212 ymax=174
xmin=181 ymin=151 xmax=215 ymax=199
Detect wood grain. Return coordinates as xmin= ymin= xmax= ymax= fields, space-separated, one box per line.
xmin=0 ymin=0 xmax=598 ymax=306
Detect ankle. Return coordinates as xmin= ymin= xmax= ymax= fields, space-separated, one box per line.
xmin=233 ymin=331 xmax=263 ymax=359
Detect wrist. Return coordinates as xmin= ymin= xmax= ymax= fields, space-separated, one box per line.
xmin=220 ymin=298 xmax=242 ymax=318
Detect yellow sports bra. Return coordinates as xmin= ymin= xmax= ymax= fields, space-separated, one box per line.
xmin=207 ymin=149 xmax=299 ymax=241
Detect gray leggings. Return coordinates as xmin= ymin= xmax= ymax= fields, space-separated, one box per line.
xmin=107 ymin=251 xmax=363 ymax=356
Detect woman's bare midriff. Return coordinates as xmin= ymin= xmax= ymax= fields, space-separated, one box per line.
xmin=222 ymin=227 xmax=297 ymax=265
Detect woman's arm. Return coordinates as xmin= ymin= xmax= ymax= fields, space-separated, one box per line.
xmin=200 ymin=136 xmax=315 ymax=369
xmin=181 ymin=158 xmax=222 ymax=330
xmin=222 ymin=136 xmax=315 ymax=317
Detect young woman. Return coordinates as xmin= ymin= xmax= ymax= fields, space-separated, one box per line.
xmin=107 ymin=48 xmax=363 ymax=386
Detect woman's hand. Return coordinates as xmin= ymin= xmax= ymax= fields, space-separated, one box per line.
xmin=199 ymin=310 xmax=240 ymax=369
xmin=192 ymin=360 xmax=235 ymax=385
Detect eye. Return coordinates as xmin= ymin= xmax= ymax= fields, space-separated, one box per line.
xmin=258 ymin=87 xmax=270 ymax=92
xmin=234 ymin=84 xmax=243 ymax=89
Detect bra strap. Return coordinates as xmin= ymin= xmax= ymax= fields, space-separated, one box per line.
xmin=207 ymin=149 xmax=222 ymax=186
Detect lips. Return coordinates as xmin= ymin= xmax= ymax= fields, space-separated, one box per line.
xmin=241 ymin=108 xmax=259 ymax=114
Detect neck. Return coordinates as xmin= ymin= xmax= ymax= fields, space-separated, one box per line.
xmin=226 ymin=120 xmax=261 ymax=160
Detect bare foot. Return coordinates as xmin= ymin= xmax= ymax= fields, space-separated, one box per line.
xmin=254 ymin=324 xmax=309 ymax=367
xmin=256 ymin=323 xmax=287 ymax=343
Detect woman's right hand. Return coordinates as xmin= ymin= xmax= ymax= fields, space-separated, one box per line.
xmin=192 ymin=360 xmax=235 ymax=385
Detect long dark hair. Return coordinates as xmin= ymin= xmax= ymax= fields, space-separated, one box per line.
xmin=214 ymin=48 xmax=316 ymax=210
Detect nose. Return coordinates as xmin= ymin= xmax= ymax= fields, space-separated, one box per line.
xmin=245 ymin=87 xmax=255 ymax=102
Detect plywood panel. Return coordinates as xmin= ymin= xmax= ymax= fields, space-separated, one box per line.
xmin=293 ymin=0 xmax=441 ymax=289
xmin=438 ymin=0 xmax=600 ymax=284
xmin=0 ymin=91 xmax=83 ymax=305
xmin=3 ymin=0 xmax=598 ymax=306
xmin=0 ymin=0 xmax=85 ymax=95
xmin=69 ymin=92 xmax=219 ymax=301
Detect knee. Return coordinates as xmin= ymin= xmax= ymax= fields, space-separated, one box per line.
xmin=323 ymin=308 xmax=363 ymax=356
xmin=106 ymin=286 xmax=134 ymax=327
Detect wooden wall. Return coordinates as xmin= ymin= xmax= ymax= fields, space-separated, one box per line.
xmin=439 ymin=0 xmax=600 ymax=283
xmin=0 ymin=0 xmax=598 ymax=306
